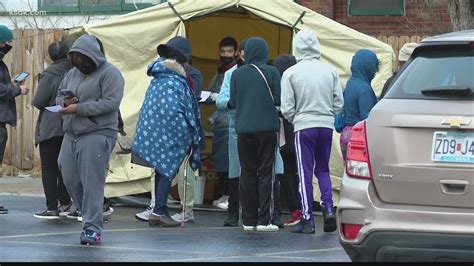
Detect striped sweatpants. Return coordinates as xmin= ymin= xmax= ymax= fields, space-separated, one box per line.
xmin=294 ymin=127 xmax=334 ymax=220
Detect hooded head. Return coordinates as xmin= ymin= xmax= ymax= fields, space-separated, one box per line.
xmin=294 ymin=29 xmax=321 ymax=62
xmin=68 ymin=34 xmax=106 ymax=75
xmin=398 ymin=42 xmax=418 ymax=62
xmin=48 ymin=40 xmax=69 ymax=62
xmin=350 ymin=49 xmax=379 ymax=83
xmin=157 ymin=36 xmax=191 ymax=64
xmin=273 ymin=54 xmax=296 ymax=76
xmin=244 ymin=37 xmax=269 ymax=65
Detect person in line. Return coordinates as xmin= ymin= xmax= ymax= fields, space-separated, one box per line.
xmin=281 ymin=29 xmax=343 ymax=234
xmin=132 ymin=38 xmax=201 ymax=228
xmin=207 ymin=36 xmax=239 ymax=210
xmin=134 ymin=36 xmax=203 ymax=224
xmin=215 ymin=39 xmax=246 ymax=226
xmin=272 ymin=54 xmax=302 ymax=227
xmin=339 ymin=49 xmax=379 ymax=161
xmin=56 ymin=34 xmax=124 ymax=245
xmin=0 ymin=25 xmax=30 ymax=215
xmin=32 ymin=40 xmax=73 ymax=220
xmin=228 ymin=37 xmax=281 ymax=232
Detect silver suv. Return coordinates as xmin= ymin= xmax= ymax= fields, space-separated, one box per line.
xmin=337 ymin=30 xmax=474 ymax=262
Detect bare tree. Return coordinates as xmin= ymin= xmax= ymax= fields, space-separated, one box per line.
xmin=447 ymin=0 xmax=474 ymax=31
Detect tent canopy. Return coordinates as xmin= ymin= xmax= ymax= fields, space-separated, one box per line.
xmin=83 ymin=0 xmax=394 ymax=198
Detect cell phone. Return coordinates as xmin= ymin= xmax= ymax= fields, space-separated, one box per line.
xmin=59 ymin=90 xmax=76 ymax=98
xmin=14 ymin=71 xmax=29 ymax=83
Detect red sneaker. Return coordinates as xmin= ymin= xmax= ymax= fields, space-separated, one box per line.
xmin=284 ymin=210 xmax=302 ymax=227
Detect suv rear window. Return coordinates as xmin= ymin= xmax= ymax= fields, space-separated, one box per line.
xmin=385 ymin=45 xmax=474 ymax=100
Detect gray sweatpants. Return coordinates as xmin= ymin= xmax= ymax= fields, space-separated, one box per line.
xmin=58 ymin=134 xmax=115 ymax=234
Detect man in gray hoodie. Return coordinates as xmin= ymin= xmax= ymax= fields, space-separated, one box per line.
xmin=281 ymin=29 xmax=343 ymax=234
xmin=56 ymin=34 xmax=124 ymax=245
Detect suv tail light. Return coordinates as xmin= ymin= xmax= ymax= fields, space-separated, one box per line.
xmin=346 ymin=121 xmax=372 ymax=179
xmin=342 ymin=223 xmax=363 ymax=240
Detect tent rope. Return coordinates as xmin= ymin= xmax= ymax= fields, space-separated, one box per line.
xmin=168 ymin=2 xmax=185 ymax=23
xmin=292 ymin=11 xmax=306 ymax=30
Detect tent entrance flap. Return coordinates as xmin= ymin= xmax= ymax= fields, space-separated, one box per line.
xmin=185 ymin=8 xmax=292 ymax=157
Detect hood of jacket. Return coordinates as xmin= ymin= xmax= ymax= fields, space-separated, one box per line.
xmin=273 ymin=54 xmax=296 ymax=76
xmin=350 ymin=49 xmax=379 ymax=83
xmin=244 ymin=37 xmax=269 ymax=66
xmin=294 ymin=29 xmax=321 ymax=62
xmin=147 ymin=58 xmax=186 ymax=78
xmin=68 ymin=34 xmax=106 ymax=70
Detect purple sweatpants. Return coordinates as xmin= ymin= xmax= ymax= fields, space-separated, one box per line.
xmin=294 ymin=127 xmax=333 ymax=220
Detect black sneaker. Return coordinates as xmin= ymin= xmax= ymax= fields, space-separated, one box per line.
xmin=223 ymin=212 xmax=239 ymax=227
xmin=322 ymin=204 xmax=337 ymax=233
xmin=272 ymin=215 xmax=284 ymax=229
xmin=66 ymin=209 xmax=81 ymax=220
xmin=290 ymin=216 xmax=315 ymax=234
xmin=58 ymin=203 xmax=73 ymax=217
xmin=0 ymin=206 xmax=8 ymax=214
xmin=34 ymin=209 xmax=60 ymax=220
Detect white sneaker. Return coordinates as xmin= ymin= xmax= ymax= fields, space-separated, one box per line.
xmin=103 ymin=206 xmax=114 ymax=217
xmin=170 ymin=211 xmax=194 ymax=223
xmin=256 ymin=224 xmax=279 ymax=232
xmin=216 ymin=199 xmax=228 ymax=210
xmin=212 ymin=195 xmax=229 ymax=207
xmin=243 ymin=225 xmax=256 ymax=231
xmin=135 ymin=205 xmax=154 ymax=222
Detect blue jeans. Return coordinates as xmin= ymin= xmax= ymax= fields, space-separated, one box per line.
xmin=152 ymin=171 xmax=172 ymax=216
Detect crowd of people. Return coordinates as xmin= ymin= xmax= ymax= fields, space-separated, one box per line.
xmin=0 ymin=23 xmax=416 ymax=245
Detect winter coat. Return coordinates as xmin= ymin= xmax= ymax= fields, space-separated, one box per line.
xmin=228 ymin=37 xmax=281 ymax=134
xmin=343 ymin=49 xmax=379 ymax=126
xmin=56 ymin=34 xmax=124 ymax=139
xmin=0 ymin=61 xmax=21 ymax=125
xmin=32 ymin=58 xmax=72 ymax=145
xmin=132 ymin=58 xmax=201 ymax=180
xmin=217 ymin=64 xmax=284 ymax=178
xmin=281 ymin=29 xmax=343 ymax=132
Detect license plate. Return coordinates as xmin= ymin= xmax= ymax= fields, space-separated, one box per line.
xmin=432 ymin=131 xmax=474 ymax=164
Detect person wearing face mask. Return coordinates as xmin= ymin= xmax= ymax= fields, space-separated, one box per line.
xmin=55 ymin=34 xmax=124 ymax=245
xmin=0 ymin=25 xmax=30 ymax=215
xmin=207 ymin=37 xmax=238 ymax=210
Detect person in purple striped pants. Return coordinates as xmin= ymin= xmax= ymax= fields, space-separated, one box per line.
xmin=281 ymin=29 xmax=344 ymax=234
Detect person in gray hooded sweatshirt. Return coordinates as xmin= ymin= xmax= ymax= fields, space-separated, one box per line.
xmin=56 ymin=34 xmax=124 ymax=245
xmin=281 ymin=29 xmax=343 ymax=234
xmin=32 ymin=40 xmax=73 ymax=220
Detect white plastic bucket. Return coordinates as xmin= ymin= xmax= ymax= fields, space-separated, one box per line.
xmin=194 ymin=176 xmax=206 ymax=205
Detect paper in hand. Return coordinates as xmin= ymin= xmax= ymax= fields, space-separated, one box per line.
xmin=199 ymin=91 xmax=211 ymax=102
xmin=45 ymin=105 xmax=63 ymax=113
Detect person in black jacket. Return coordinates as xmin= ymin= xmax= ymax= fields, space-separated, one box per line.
xmin=228 ymin=37 xmax=281 ymax=232
xmin=0 ymin=25 xmax=30 ymax=215
xmin=272 ymin=54 xmax=302 ymax=227
xmin=32 ymin=40 xmax=73 ymax=220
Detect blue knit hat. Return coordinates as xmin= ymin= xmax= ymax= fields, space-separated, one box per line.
xmin=0 ymin=25 xmax=13 ymax=43
xmin=157 ymin=36 xmax=191 ymax=63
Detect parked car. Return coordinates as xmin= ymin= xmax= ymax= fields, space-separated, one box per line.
xmin=337 ymin=30 xmax=474 ymax=262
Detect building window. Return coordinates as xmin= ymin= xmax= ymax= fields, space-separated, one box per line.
xmin=349 ymin=0 xmax=405 ymax=16
xmin=39 ymin=0 xmax=167 ymax=14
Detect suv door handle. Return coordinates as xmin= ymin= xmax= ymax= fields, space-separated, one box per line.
xmin=439 ymin=180 xmax=469 ymax=195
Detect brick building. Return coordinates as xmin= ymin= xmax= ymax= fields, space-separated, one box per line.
xmin=296 ymin=0 xmax=452 ymax=36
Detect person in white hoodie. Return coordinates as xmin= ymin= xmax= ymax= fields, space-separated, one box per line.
xmin=281 ymin=29 xmax=343 ymax=234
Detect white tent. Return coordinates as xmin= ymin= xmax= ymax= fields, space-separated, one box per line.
xmin=83 ymin=0 xmax=394 ymax=202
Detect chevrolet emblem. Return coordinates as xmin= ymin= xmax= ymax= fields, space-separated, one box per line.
xmin=441 ymin=117 xmax=471 ymax=128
